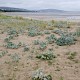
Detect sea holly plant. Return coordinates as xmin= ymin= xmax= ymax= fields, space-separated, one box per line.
xmin=7 ymin=29 xmax=18 ymax=37
xmin=36 ymin=50 xmax=56 ymax=60
xmin=67 ymin=52 xmax=77 ymax=60
xmin=46 ymin=34 xmax=57 ymax=44
xmin=52 ymin=29 xmax=64 ymax=36
xmin=11 ymin=53 xmax=20 ymax=62
xmin=39 ymin=41 xmax=47 ymax=50
xmin=33 ymin=40 xmax=40 ymax=45
xmin=44 ymin=30 xmax=50 ymax=34
xmin=23 ymin=45 xmax=30 ymax=52
xmin=28 ymin=29 xmax=38 ymax=37
xmin=5 ymin=42 xmax=19 ymax=49
xmin=28 ymin=28 xmax=42 ymax=37
xmin=28 ymin=30 xmax=36 ymax=37
xmin=17 ymin=42 xmax=22 ymax=47
xmin=32 ymin=69 xmax=52 ymax=80
xmin=4 ymin=35 xmax=14 ymax=42
xmin=0 ymin=51 xmax=8 ymax=58
xmin=56 ymin=34 xmax=75 ymax=46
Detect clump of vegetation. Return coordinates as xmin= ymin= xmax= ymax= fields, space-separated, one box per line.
xmin=67 ymin=52 xmax=77 ymax=60
xmin=52 ymin=29 xmax=64 ymax=35
xmin=75 ymin=27 xmax=80 ymax=37
xmin=28 ymin=29 xmax=38 ymax=37
xmin=17 ymin=42 xmax=22 ymax=47
xmin=5 ymin=42 xmax=19 ymax=49
xmin=0 ymin=14 xmax=48 ymax=30
xmin=32 ymin=69 xmax=52 ymax=80
xmin=0 ymin=13 xmax=12 ymax=19
xmin=39 ymin=42 xmax=47 ymax=50
xmin=54 ymin=21 xmax=69 ymax=28
xmin=7 ymin=29 xmax=18 ymax=37
xmin=44 ymin=30 xmax=50 ymax=34
xmin=56 ymin=35 xmax=75 ymax=46
xmin=23 ymin=45 xmax=30 ymax=52
xmin=0 ymin=51 xmax=8 ymax=58
xmin=34 ymin=40 xmax=40 ymax=45
xmin=60 ymin=77 xmax=64 ymax=80
xmin=28 ymin=29 xmax=41 ymax=37
xmin=11 ymin=53 xmax=20 ymax=62
xmin=15 ymin=16 xmax=25 ymax=20
xmin=36 ymin=50 xmax=56 ymax=60
xmin=46 ymin=34 xmax=57 ymax=44
xmin=4 ymin=35 xmax=14 ymax=42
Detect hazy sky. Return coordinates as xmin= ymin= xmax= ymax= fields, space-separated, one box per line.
xmin=0 ymin=0 xmax=80 ymax=11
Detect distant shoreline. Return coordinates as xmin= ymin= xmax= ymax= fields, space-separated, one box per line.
xmin=2 ymin=12 xmax=80 ymax=22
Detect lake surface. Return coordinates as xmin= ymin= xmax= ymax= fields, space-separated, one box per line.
xmin=3 ymin=12 xmax=80 ymax=22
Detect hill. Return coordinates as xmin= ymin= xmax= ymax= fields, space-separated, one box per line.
xmin=38 ymin=9 xmax=65 ymax=13
xmin=0 ymin=7 xmax=36 ymax=12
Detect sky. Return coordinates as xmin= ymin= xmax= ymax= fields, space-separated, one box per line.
xmin=0 ymin=0 xmax=80 ymax=11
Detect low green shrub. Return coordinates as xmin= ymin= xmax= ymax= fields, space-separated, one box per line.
xmin=39 ymin=42 xmax=47 ymax=50
xmin=5 ymin=42 xmax=19 ymax=49
xmin=52 ymin=29 xmax=64 ymax=35
xmin=4 ymin=35 xmax=14 ymax=42
xmin=32 ymin=69 xmax=52 ymax=80
xmin=11 ymin=53 xmax=20 ymax=62
xmin=67 ymin=52 xmax=77 ymax=60
xmin=28 ymin=29 xmax=38 ymax=37
xmin=36 ymin=50 xmax=56 ymax=60
xmin=28 ymin=28 xmax=43 ymax=37
xmin=56 ymin=35 xmax=75 ymax=46
xmin=7 ymin=29 xmax=18 ymax=37
xmin=34 ymin=40 xmax=40 ymax=45
xmin=54 ymin=21 xmax=69 ymax=28
xmin=46 ymin=34 xmax=57 ymax=44
xmin=0 ymin=51 xmax=8 ymax=58
xmin=44 ymin=30 xmax=50 ymax=34
xmin=17 ymin=42 xmax=22 ymax=47
xmin=75 ymin=27 xmax=80 ymax=37
xmin=24 ymin=45 xmax=30 ymax=52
